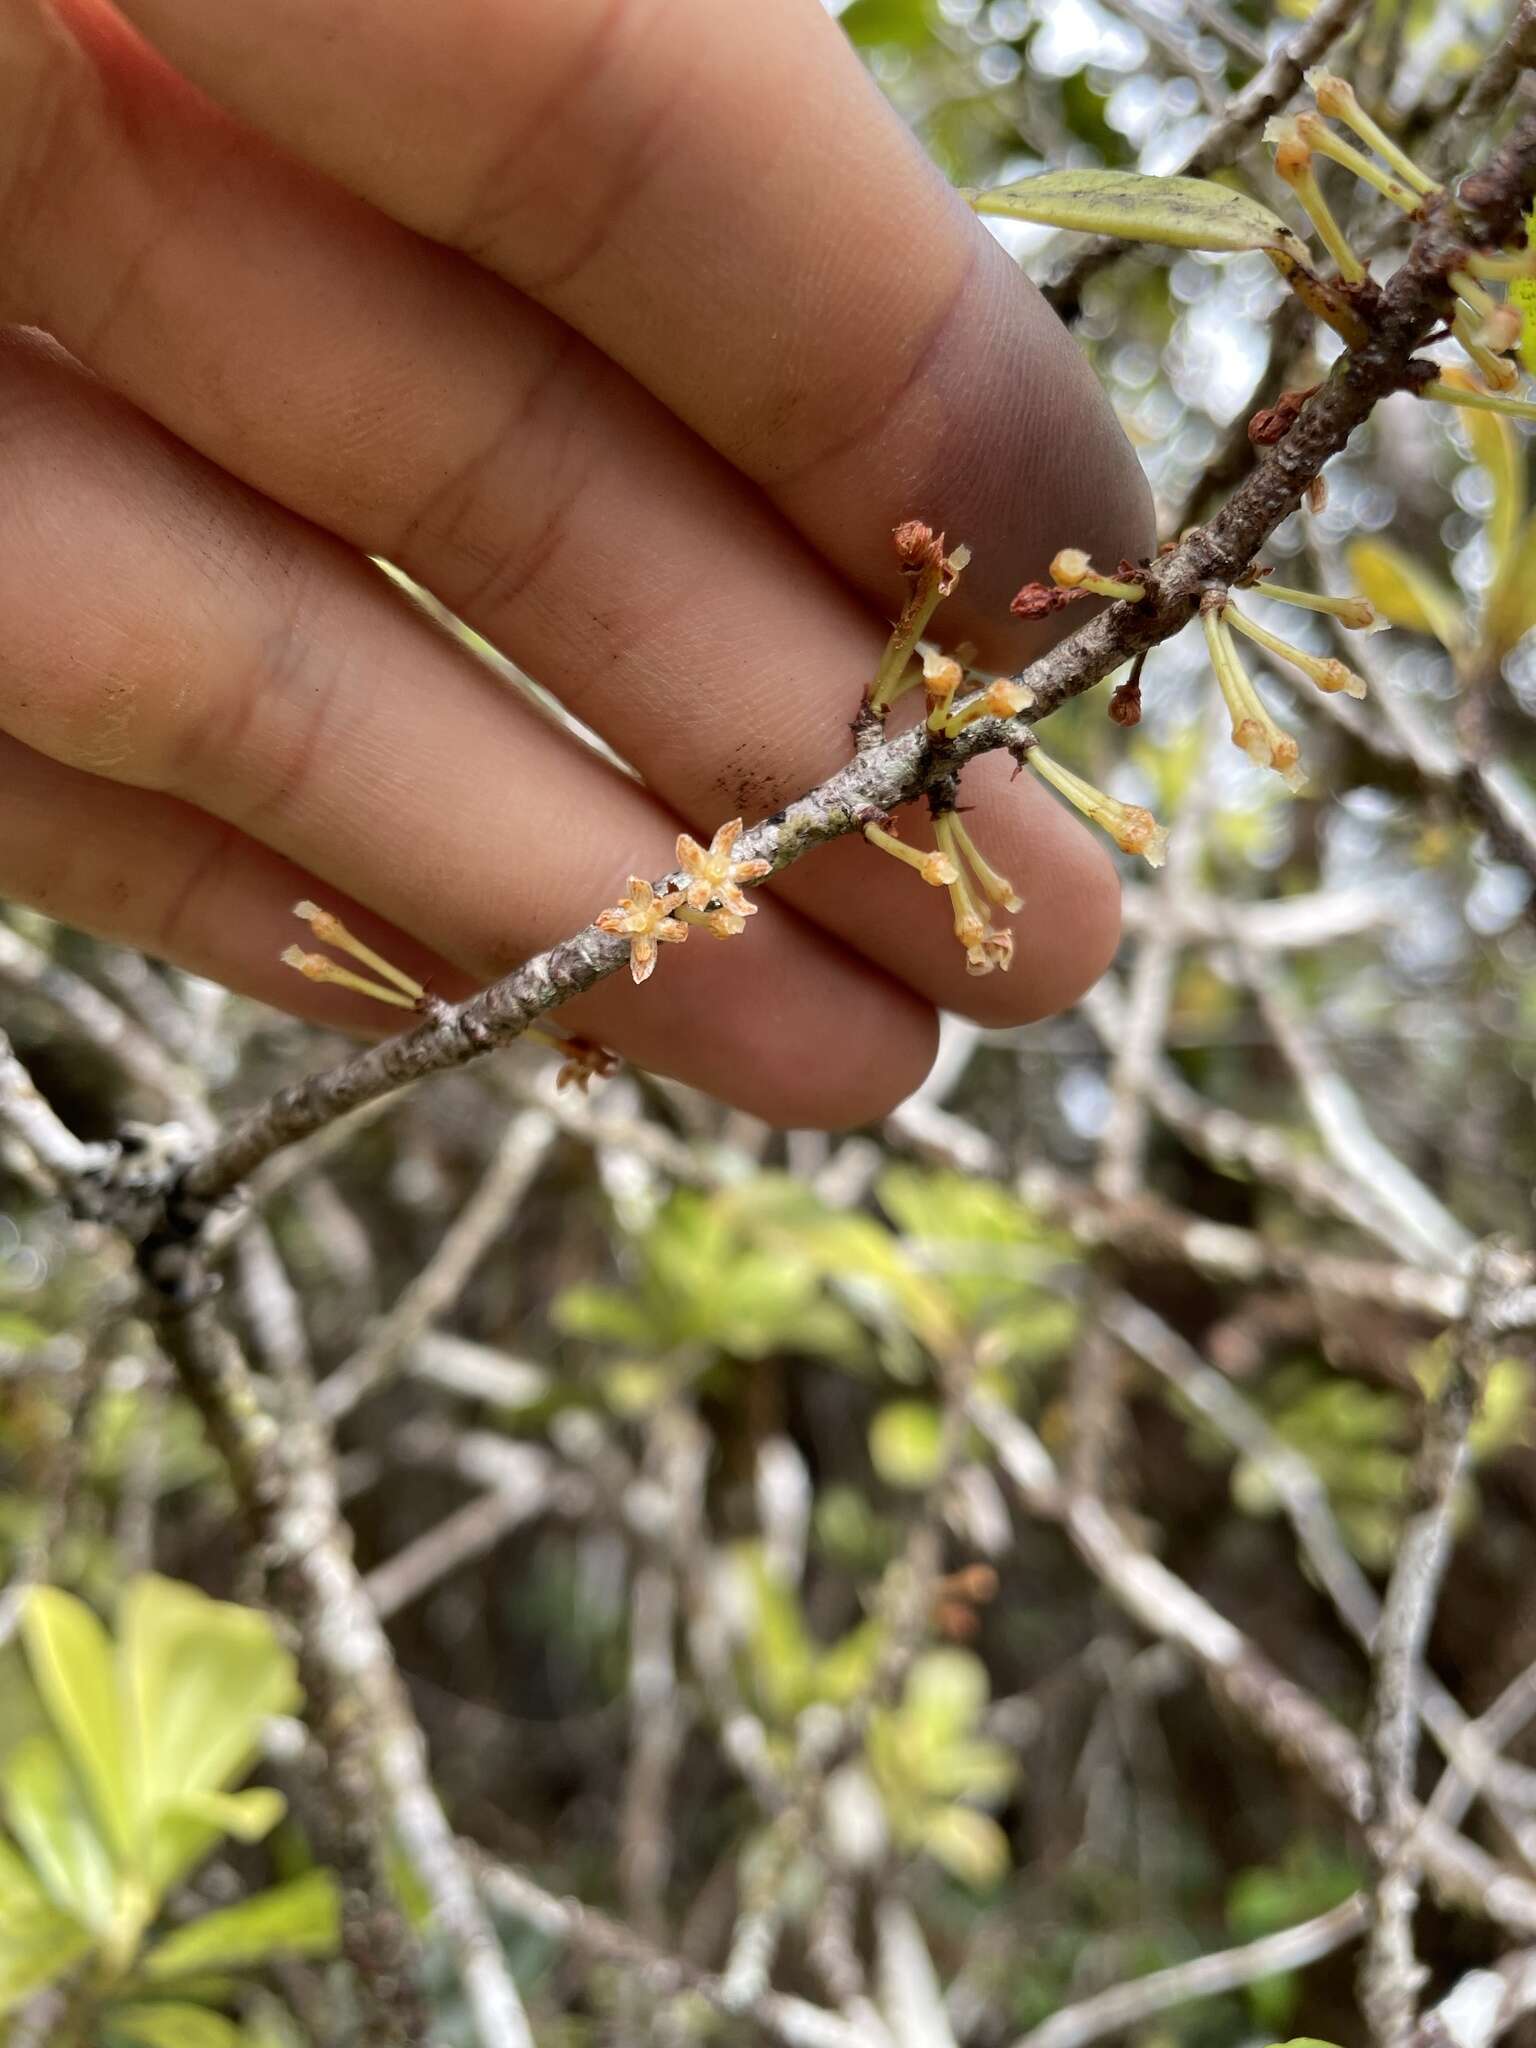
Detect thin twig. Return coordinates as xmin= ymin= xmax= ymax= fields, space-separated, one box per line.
xmin=1010 ymin=1893 xmax=1367 ymax=2048
xmin=1360 ymin=1248 xmax=1505 ymax=2048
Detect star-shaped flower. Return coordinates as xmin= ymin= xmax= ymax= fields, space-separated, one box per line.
xmin=596 ymin=877 xmax=690 ymax=985
xmin=675 ymin=819 xmax=771 ymax=919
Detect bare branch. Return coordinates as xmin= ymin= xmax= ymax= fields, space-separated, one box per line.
xmin=1010 ymin=1894 xmax=1367 ymax=2048
xmin=1360 ymin=1249 xmax=1506 ymax=2048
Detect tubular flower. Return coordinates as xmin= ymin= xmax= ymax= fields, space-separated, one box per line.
xmin=869 ymin=526 xmax=972 ymax=713
xmin=1293 ymin=111 xmax=1420 ymax=213
xmin=863 ymin=821 xmax=959 ymax=888
xmin=943 ymin=811 xmax=1023 ymax=912
xmin=1050 ymin=548 xmax=1147 ymax=601
xmin=596 ymin=877 xmax=691 ymax=985
xmin=1225 ymin=603 xmax=1368 ymax=700
xmin=1245 ymin=580 xmax=1382 ymax=631
xmin=1027 ymin=748 xmax=1170 ymax=867
xmin=1201 ymin=605 xmax=1308 ymax=791
xmin=945 ymin=675 xmax=1037 ymax=735
xmin=922 ymin=647 xmax=963 ymax=731
xmin=1267 ymin=117 xmax=1363 ymax=282
xmin=1304 ymin=70 xmax=1439 ymax=197
xmin=933 ymin=813 xmax=1015 ymax=975
xmin=282 ymin=902 xmax=426 ymax=1011
xmin=676 ymin=818 xmax=771 ymax=918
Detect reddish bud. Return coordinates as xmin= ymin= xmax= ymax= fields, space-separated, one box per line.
xmin=1010 ymin=581 xmax=1080 ymax=620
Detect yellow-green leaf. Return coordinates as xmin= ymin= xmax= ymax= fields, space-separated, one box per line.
xmin=106 ymin=2003 xmax=243 ymax=2048
xmin=22 ymin=1587 xmax=132 ymax=1859
xmin=916 ymin=1804 xmax=1011 ymax=1889
xmin=142 ymin=1871 xmax=339 ymax=1981
xmin=121 ymin=1577 xmax=299 ymax=1825
xmin=0 ymin=1732 xmax=118 ymax=1934
xmin=0 ymin=1889 xmax=92 ymax=2016
xmin=1437 ymin=366 xmax=1524 ymax=589
xmin=1513 ymin=208 xmax=1535 ymax=377
xmin=970 ymin=169 xmax=1307 ymax=261
xmin=1486 ymin=510 xmax=1536 ymax=658
xmin=1346 ymin=539 xmax=1464 ymax=652
xmin=869 ymin=1402 xmax=945 ymax=1490
xmin=146 ymin=1790 xmax=288 ymax=1900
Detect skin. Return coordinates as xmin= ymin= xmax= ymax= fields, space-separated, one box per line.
xmin=0 ymin=0 xmax=1152 ymax=1127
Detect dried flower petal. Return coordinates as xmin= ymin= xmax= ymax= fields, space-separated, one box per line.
xmin=676 ymin=819 xmax=772 ymax=918
xmin=596 ymin=876 xmax=691 ymax=985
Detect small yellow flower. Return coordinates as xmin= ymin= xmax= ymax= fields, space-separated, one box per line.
xmin=596 ymin=877 xmax=691 ymax=985
xmin=676 ymin=819 xmax=772 ymax=918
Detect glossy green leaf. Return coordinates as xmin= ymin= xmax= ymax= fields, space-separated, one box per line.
xmin=106 ymin=2003 xmax=243 ymax=2048
xmin=143 ymin=1871 xmax=339 ymax=1981
xmin=0 ymin=1732 xmax=118 ymax=1933
xmin=120 ymin=1576 xmax=299 ymax=1823
xmin=1345 ymin=540 xmax=1464 ymax=652
xmin=970 ymin=169 xmax=1307 ymax=260
xmin=22 ymin=1586 xmax=132 ymax=1858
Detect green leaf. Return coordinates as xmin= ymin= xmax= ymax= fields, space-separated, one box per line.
xmin=1513 ymin=209 xmax=1535 ymax=377
xmin=22 ymin=1587 xmax=133 ymax=1860
xmin=869 ymin=1402 xmax=945 ymax=1490
xmin=0 ymin=1837 xmax=92 ymax=2015
xmin=106 ymin=2003 xmax=243 ymax=2048
xmin=916 ymin=1804 xmax=1011 ymax=1889
xmin=143 ymin=1870 xmax=339 ymax=1981
xmin=0 ymin=1889 xmax=92 ymax=2015
xmin=1345 ymin=539 xmax=1464 ymax=652
xmin=0 ymin=1732 xmax=118 ymax=1933
xmin=969 ymin=169 xmax=1307 ymax=259
xmin=1486 ymin=510 xmax=1536 ymax=658
xmin=905 ymin=1650 xmax=990 ymax=1737
xmin=120 ymin=1577 xmax=299 ymax=1826
xmin=146 ymin=1791 xmax=288 ymax=1901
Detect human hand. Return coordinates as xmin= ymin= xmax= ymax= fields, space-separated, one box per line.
xmin=0 ymin=0 xmax=1151 ymax=1125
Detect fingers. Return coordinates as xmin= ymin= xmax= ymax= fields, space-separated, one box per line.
xmin=0 ymin=4 xmax=1124 ymax=1028
xmin=0 ymin=331 xmax=938 ymax=1128
xmin=99 ymin=0 xmax=1153 ymax=642
xmin=0 ymin=733 xmax=474 ymax=1039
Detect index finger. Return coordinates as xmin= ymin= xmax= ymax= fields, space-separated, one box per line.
xmin=105 ymin=0 xmax=1152 ymax=645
